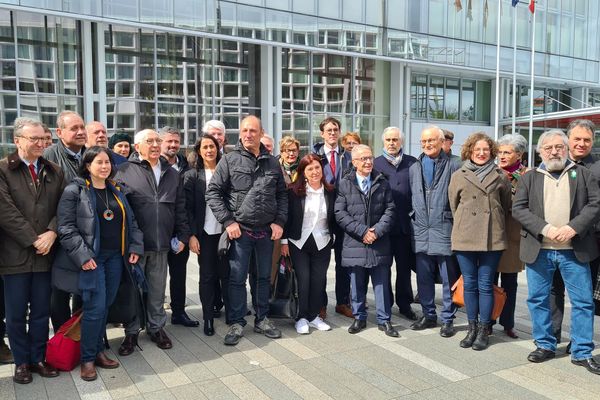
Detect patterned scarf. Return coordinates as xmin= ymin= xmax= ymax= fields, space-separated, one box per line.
xmin=280 ymin=158 xmax=299 ymax=183
xmin=463 ymin=159 xmax=496 ymax=182
xmin=383 ymin=149 xmax=403 ymax=167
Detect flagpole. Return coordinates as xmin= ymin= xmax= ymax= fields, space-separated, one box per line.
xmin=528 ymin=6 xmax=536 ymax=167
xmin=494 ymin=0 xmax=501 ymax=140
xmin=512 ymin=4 xmax=518 ymax=135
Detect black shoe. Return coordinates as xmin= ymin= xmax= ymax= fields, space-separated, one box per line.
xmin=171 ymin=312 xmax=199 ymax=327
xmin=348 ymin=319 xmax=367 ymax=334
xmin=410 ymin=316 xmax=437 ymax=331
xmin=571 ymin=357 xmax=600 ymax=375
xmin=566 ymin=341 xmax=572 ymax=354
xmin=527 ymin=348 xmax=555 ymax=363
xmin=460 ymin=320 xmax=478 ymax=348
xmin=440 ymin=322 xmax=456 ymax=338
xmin=399 ymin=308 xmax=418 ymax=321
xmin=471 ymin=323 xmax=490 ymax=351
xmin=213 ymin=307 xmax=222 ymax=318
xmin=148 ymin=328 xmax=173 ymax=349
xmin=378 ymin=321 xmax=399 ymax=337
xmin=204 ymin=319 xmax=215 ymax=336
xmin=118 ymin=334 xmax=139 ymax=356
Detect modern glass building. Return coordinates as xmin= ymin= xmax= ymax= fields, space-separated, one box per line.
xmin=1 ymin=0 xmax=600 ymax=158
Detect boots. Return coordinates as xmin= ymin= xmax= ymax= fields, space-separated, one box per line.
xmin=472 ymin=322 xmax=490 ymax=351
xmin=460 ymin=320 xmax=478 ymax=348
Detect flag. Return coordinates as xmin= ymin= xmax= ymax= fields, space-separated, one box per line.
xmin=467 ymin=0 xmax=473 ymax=21
xmin=454 ymin=0 xmax=462 ymax=12
xmin=483 ymin=0 xmax=489 ymax=28
xmin=529 ymin=0 xmax=535 ymax=13
xmin=512 ymin=0 xmax=519 ymax=6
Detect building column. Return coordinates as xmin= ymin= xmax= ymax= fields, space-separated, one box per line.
xmin=260 ymin=44 xmax=275 ymax=149
xmin=389 ymin=61 xmax=404 ymax=152
xmin=81 ymin=20 xmax=94 ymax=123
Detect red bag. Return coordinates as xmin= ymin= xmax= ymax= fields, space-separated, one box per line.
xmin=46 ymin=309 xmax=83 ymax=371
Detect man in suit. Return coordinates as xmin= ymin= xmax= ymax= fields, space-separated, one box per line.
xmin=373 ymin=127 xmax=418 ymax=321
xmin=513 ymin=129 xmax=600 ymax=375
xmin=312 ymin=117 xmax=353 ymax=318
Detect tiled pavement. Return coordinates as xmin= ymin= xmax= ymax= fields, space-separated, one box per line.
xmin=1 ymin=256 xmax=600 ymax=400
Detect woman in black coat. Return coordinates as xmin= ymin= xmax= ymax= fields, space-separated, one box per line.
xmin=55 ymin=146 xmax=143 ymax=381
xmin=183 ymin=134 xmax=228 ymax=336
xmin=281 ymin=154 xmax=336 ymax=334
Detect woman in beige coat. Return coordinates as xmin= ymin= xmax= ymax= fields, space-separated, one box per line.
xmin=494 ymin=134 xmax=529 ymax=339
xmin=449 ymin=132 xmax=512 ymax=351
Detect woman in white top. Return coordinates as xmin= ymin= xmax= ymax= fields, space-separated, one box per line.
xmin=183 ymin=135 xmax=228 ymax=336
xmin=281 ymin=154 xmax=336 ymax=334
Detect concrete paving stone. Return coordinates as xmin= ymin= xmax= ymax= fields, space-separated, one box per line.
xmin=467 ymin=373 xmax=555 ymax=400
xmin=220 ymin=373 xmax=270 ymax=400
xmin=264 ymin=364 xmax=332 ymax=399
xmin=494 ymin=367 xmax=573 ymax=400
xmin=136 ymin=332 xmax=192 ymax=388
xmin=195 ymin=378 xmax=241 ymax=400
xmin=511 ymin=362 xmax=600 ymax=399
xmin=41 ymin=370 xmax=81 ymax=400
xmin=168 ymin=382 xmax=209 ymax=400
xmin=13 ymin=375 xmax=52 ymax=400
xmin=245 ymin=334 xmax=308 ymax=363
xmin=140 ymin=388 xmax=174 ymax=400
xmin=114 ymin=348 xmax=167 ymax=394
xmin=429 ymin=380 xmax=490 ymax=400
xmin=242 ymin=369 xmax=302 ymax=400
xmin=286 ymin=360 xmax=365 ymax=399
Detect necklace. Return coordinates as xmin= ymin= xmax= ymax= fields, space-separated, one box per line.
xmin=95 ymin=188 xmax=115 ymax=221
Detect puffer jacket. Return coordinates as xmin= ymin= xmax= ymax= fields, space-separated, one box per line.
xmin=206 ymin=141 xmax=287 ymax=231
xmin=115 ymin=154 xmax=190 ymax=251
xmin=52 ymin=178 xmax=144 ymax=294
xmin=409 ymin=151 xmax=460 ymax=256
xmin=334 ymin=170 xmax=395 ymax=268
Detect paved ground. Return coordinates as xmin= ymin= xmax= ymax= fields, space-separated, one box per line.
xmin=1 ymin=256 xmax=600 ymax=400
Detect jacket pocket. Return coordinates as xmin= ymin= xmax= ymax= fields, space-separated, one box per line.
xmin=231 ymin=167 xmax=253 ymax=191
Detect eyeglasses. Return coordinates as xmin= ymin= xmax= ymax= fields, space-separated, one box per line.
xmin=323 ymin=129 xmax=339 ymax=135
xmin=541 ymin=144 xmax=566 ymax=153
xmin=420 ymin=139 xmax=441 ymax=145
xmin=282 ymin=148 xmax=299 ymax=154
xmin=145 ymin=138 xmax=163 ymax=145
xmin=18 ymin=135 xmax=46 ymax=144
xmin=355 ymin=156 xmax=373 ymax=163
xmin=473 ymin=148 xmax=491 ymax=153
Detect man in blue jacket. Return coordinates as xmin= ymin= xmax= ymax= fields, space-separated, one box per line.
xmin=374 ymin=127 xmax=418 ymax=321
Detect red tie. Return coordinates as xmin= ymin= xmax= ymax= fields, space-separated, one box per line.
xmin=28 ymin=163 xmax=38 ymax=184
xmin=330 ymin=150 xmax=336 ymax=177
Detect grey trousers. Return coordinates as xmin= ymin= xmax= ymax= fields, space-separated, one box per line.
xmin=125 ymin=250 xmax=169 ymax=335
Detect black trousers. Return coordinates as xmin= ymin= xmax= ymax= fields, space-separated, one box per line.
xmin=494 ymin=272 xmax=518 ymax=330
xmin=50 ymin=288 xmax=82 ymax=333
xmin=168 ymin=247 xmax=190 ymax=315
xmin=290 ymin=236 xmax=331 ymax=321
xmin=0 ymin=276 xmax=5 ymax=338
xmin=387 ymin=234 xmax=415 ymax=313
xmin=334 ymin=234 xmax=351 ymax=306
xmin=198 ymin=232 xmax=230 ymax=321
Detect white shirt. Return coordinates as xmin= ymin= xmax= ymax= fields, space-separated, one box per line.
xmin=152 ymin=162 xmax=161 ymax=185
xmin=324 ymin=144 xmax=339 ymax=166
xmin=203 ymin=169 xmax=222 ymax=235
xmin=356 ymin=174 xmax=371 ymax=194
xmin=289 ymin=184 xmax=330 ymax=251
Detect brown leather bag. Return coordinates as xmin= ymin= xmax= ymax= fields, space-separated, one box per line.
xmin=451 ymin=275 xmax=507 ymax=320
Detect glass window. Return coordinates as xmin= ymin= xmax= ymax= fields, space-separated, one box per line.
xmin=475 ymin=81 xmax=490 ymax=121
xmin=428 ymin=76 xmax=444 ymax=119
xmin=410 ymin=74 xmax=427 ymax=119
xmin=445 ymin=78 xmax=459 ymax=120
xmin=461 ymin=79 xmax=475 ymax=121
xmin=103 ymin=0 xmax=139 ymax=20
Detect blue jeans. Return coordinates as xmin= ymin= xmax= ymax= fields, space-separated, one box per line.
xmin=455 ymin=251 xmax=502 ymax=324
xmin=526 ymin=249 xmax=594 ymax=360
xmin=81 ymin=250 xmax=123 ymax=362
xmin=415 ymin=253 xmax=457 ymax=323
xmin=228 ymin=230 xmax=273 ymax=326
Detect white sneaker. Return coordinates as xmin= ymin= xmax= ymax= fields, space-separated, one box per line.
xmin=309 ymin=316 xmax=331 ymax=331
xmin=295 ymin=318 xmax=309 ymax=334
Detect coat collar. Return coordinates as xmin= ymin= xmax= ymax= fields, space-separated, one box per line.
xmin=460 ymin=165 xmax=504 ymax=193
xmin=7 ymin=151 xmax=53 ymax=171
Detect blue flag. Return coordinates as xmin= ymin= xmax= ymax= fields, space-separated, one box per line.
xmin=512 ymin=0 xmax=519 ymax=6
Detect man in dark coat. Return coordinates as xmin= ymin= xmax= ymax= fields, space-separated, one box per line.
xmin=115 ymin=129 xmax=190 ymax=355
xmin=513 ymin=129 xmax=600 ymax=375
xmin=159 ymin=126 xmax=198 ymax=327
xmin=206 ymin=115 xmax=288 ymax=346
xmin=335 ymin=144 xmax=398 ymax=337
xmin=0 ymin=117 xmax=65 ymax=384
xmin=373 ymin=127 xmax=418 ymax=321
xmin=43 ymin=110 xmax=86 ymax=332
xmin=85 ymin=121 xmax=127 ymax=166
xmin=312 ymin=116 xmax=354 ymax=318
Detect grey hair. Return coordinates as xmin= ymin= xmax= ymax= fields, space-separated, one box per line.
xmin=56 ymin=110 xmax=82 ymax=129
xmin=421 ymin=125 xmax=445 ymax=141
xmin=566 ymin=119 xmax=595 ymax=137
xmin=381 ymin=126 xmax=405 ymax=143
xmin=497 ymin=134 xmax=528 ymax=154
xmin=134 ymin=129 xmax=158 ymax=145
xmin=202 ymin=120 xmax=226 ymax=134
xmin=536 ymin=129 xmax=568 ymax=153
xmin=14 ymin=117 xmax=43 ymax=137
xmin=351 ymin=144 xmax=372 ymax=160
xmin=159 ymin=126 xmax=180 ymax=137
xmin=261 ymin=134 xmax=274 ymax=143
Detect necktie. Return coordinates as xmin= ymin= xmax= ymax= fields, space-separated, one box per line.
xmin=330 ymin=150 xmax=336 ymax=177
xmin=28 ymin=163 xmax=38 ymax=185
xmin=361 ymin=178 xmax=370 ymax=195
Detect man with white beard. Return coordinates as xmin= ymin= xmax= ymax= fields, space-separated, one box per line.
xmin=513 ymin=129 xmax=600 ymax=375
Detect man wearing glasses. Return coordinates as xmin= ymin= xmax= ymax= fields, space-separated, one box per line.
xmin=513 ymin=130 xmax=600 ymax=375
xmin=313 ymin=117 xmax=354 ymax=318
xmin=115 ymin=129 xmax=190 ymax=355
xmin=409 ymin=126 xmax=461 ymax=337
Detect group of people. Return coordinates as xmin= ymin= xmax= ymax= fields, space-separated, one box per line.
xmin=1 ymin=112 xmax=600 ymax=388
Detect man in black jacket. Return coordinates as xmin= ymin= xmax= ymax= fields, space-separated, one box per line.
xmin=115 ymin=129 xmax=190 ymax=355
xmin=206 ymin=115 xmax=287 ymax=346
xmin=159 ymin=126 xmax=198 ymax=328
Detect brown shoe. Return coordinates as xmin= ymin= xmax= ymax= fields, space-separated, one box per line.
xmin=0 ymin=340 xmax=14 ymax=364
xmin=13 ymin=364 xmax=32 ymax=384
xmin=118 ymin=334 xmax=139 ymax=356
xmin=80 ymin=361 xmax=97 ymax=381
xmin=148 ymin=328 xmax=173 ymax=349
xmin=335 ymin=304 xmax=354 ymax=319
xmin=95 ymin=352 xmax=119 ymax=369
xmin=319 ymin=306 xmax=327 ymax=320
xmin=29 ymin=361 xmax=59 ymax=378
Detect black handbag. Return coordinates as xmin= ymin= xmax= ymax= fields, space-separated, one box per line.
xmin=268 ymin=255 xmax=299 ymax=319
xmin=217 ymin=230 xmax=230 ymax=258
xmin=107 ymin=263 xmax=146 ymax=327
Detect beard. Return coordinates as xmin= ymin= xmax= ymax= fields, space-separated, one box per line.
xmin=545 ymin=157 xmax=567 ymax=172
